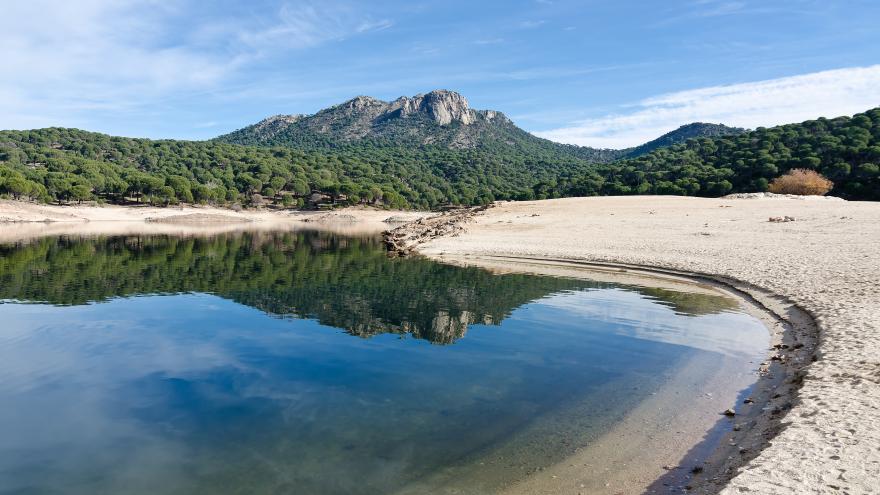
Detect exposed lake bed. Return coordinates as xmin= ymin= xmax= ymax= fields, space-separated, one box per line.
xmin=0 ymin=228 xmax=774 ymax=495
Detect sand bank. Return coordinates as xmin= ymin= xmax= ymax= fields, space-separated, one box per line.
xmin=0 ymin=200 xmax=427 ymax=242
xmin=395 ymin=196 xmax=879 ymax=494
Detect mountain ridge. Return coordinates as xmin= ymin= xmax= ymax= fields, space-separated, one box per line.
xmin=216 ymin=89 xmax=745 ymax=162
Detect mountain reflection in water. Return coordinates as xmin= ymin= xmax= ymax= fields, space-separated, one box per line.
xmin=0 ymin=231 xmax=768 ymax=495
xmin=0 ymin=231 xmax=737 ymax=344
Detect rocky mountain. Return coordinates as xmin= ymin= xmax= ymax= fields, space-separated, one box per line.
xmin=217 ymin=90 xmax=746 ymax=163
xmin=219 ymin=89 xmax=524 ymax=148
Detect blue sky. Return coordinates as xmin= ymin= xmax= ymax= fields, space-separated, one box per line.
xmin=2 ymin=0 xmax=879 ymax=147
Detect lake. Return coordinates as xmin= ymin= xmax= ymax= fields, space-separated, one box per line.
xmin=0 ymin=231 xmax=768 ymax=494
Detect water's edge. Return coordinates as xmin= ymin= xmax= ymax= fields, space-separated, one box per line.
xmin=422 ymin=255 xmax=819 ymax=495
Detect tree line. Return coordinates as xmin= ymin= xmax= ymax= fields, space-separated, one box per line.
xmin=1 ymin=107 xmax=878 ymax=207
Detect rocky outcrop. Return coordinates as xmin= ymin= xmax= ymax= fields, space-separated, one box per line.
xmin=247 ymin=114 xmax=304 ymax=140
xmin=410 ymin=90 xmax=475 ymax=125
xmin=343 ymin=95 xmax=383 ymax=112
xmin=345 ymin=89 xmax=478 ymax=126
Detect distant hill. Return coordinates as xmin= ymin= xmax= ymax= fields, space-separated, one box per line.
xmin=561 ymin=108 xmax=880 ymax=200
xmin=217 ymin=89 xmax=742 ymax=162
xmin=621 ymin=123 xmax=746 ymax=158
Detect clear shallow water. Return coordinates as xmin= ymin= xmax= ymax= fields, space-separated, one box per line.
xmin=0 ymin=232 xmax=768 ymax=495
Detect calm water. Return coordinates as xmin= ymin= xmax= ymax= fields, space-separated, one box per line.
xmin=0 ymin=231 xmax=767 ymax=495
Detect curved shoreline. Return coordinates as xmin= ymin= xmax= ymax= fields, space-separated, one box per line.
xmin=426 ymin=254 xmax=816 ymax=494
xmin=391 ymin=196 xmax=880 ymax=493
xmin=0 ymin=213 xmax=777 ymax=494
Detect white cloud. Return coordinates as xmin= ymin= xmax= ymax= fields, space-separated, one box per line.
xmin=540 ymin=289 xmax=768 ymax=359
xmin=535 ymin=65 xmax=880 ymax=148
xmin=0 ymin=0 xmax=392 ymax=132
xmin=0 ymin=2 xmax=231 ymax=115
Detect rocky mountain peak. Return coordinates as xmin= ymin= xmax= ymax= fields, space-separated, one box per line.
xmin=419 ymin=90 xmax=474 ymax=125
xmin=389 ymin=89 xmax=475 ymax=126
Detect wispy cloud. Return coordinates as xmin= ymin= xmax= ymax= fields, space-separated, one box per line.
xmin=0 ymin=0 xmax=393 ymax=131
xmin=519 ymin=20 xmax=547 ymax=29
xmin=232 ymin=3 xmax=392 ymax=52
xmin=534 ymin=65 xmax=880 ymax=148
xmin=356 ymin=19 xmax=394 ymax=33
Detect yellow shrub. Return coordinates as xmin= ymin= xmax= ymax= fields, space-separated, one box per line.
xmin=768 ymin=169 xmax=834 ymax=196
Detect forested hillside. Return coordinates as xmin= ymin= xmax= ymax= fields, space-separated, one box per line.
xmin=1 ymin=108 xmax=878 ymax=207
xmin=0 ymin=127 xmax=596 ymax=209
xmin=620 ymin=123 xmax=746 ymax=159
xmin=545 ymin=108 xmax=880 ymax=200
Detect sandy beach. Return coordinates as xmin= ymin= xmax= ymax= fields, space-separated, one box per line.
xmin=0 ymin=200 xmax=427 ymax=242
xmin=2 ymin=196 xmax=878 ymax=493
xmin=394 ymin=195 xmax=880 ymax=494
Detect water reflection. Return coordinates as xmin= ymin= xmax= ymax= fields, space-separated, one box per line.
xmin=0 ymin=231 xmax=737 ymax=344
xmin=0 ymin=232 xmax=767 ymax=495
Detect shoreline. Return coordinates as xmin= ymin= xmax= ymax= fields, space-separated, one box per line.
xmin=383 ymin=256 xmax=776 ymax=495
xmin=0 ymin=199 xmax=429 ymax=243
xmin=427 ymin=255 xmax=814 ymax=494
xmin=391 ymin=196 xmax=879 ymax=493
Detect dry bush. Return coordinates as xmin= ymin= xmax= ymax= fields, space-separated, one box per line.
xmin=768 ymin=168 xmax=834 ymax=196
